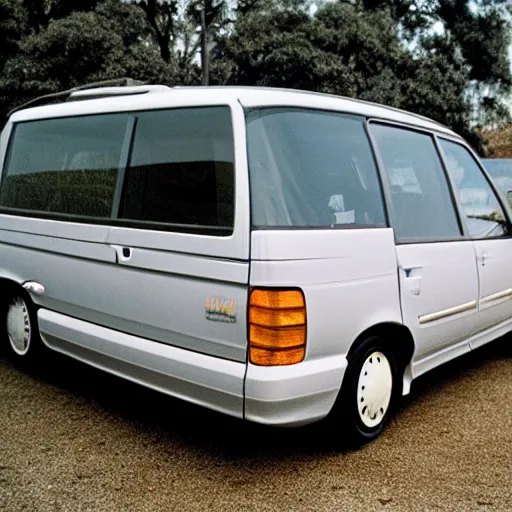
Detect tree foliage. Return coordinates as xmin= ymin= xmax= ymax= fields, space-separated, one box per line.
xmin=0 ymin=0 xmax=27 ymax=65
xmin=0 ymin=0 xmax=510 ymax=152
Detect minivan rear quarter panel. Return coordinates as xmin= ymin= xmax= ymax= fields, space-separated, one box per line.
xmin=245 ymin=228 xmax=402 ymax=425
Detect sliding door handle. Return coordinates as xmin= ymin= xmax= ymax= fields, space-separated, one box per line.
xmin=400 ymin=265 xmax=422 ymax=278
xmin=110 ymin=245 xmax=132 ymax=263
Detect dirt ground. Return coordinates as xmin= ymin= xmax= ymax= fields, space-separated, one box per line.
xmin=0 ymin=336 xmax=511 ymax=512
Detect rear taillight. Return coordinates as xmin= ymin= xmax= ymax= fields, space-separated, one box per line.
xmin=248 ymin=289 xmax=306 ymax=366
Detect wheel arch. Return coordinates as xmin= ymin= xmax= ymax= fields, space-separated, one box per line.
xmin=346 ymin=322 xmax=416 ymax=396
xmin=0 ymin=276 xmax=24 ymax=300
xmin=0 ymin=277 xmax=40 ymax=314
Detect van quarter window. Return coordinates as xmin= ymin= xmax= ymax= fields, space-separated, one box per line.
xmin=371 ymin=124 xmax=462 ymax=241
xmin=440 ymin=139 xmax=508 ymax=239
xmin=0 ymin=114 xmax=129 ymax=218
xmin=246 ymin=108 xmax=387 ymax=228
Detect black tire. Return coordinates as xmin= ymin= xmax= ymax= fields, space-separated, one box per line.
xmin=329 ymin=335 xmax=399 ymax=448
xmin=1 ymin=287 xmax=44 ymax=366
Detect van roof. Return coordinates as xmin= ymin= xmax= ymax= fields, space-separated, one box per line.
xmin=8 ymin=84 xmax=459 ymax=138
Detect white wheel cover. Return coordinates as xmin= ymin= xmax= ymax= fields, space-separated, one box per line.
xmin=7 ymin=297 xmax=31 ymax=356
xmin=357 ymin=351 xmax=392 ymax=428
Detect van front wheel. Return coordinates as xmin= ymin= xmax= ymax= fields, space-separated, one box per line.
xmin=332 ymin=336 xmax=398 ymax=446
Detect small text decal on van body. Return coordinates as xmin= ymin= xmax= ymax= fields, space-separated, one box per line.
xmin=205 ymin=297 xmax=237 ymax=323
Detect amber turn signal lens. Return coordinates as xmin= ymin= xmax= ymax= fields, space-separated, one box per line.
xmin=248 ymin=289 xmax=306 ymax=366
xmin=249 ymin=307 xmax=305 ymax=327
xmin=250 ymin=289 xmax=304 ymax=309
xmin=249 ymin=346 xmax=305 ymax=366
xmin=249 ymin=324 xmax=305 ymax=349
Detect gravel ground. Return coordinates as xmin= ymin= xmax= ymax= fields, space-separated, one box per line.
xmin=0 ymin=337 xmax=511 ymax=512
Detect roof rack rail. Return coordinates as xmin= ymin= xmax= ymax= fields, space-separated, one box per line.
xmin=7 ymin=77 xmax=147 ymax=117
xmin=68 ymin=84 xmax=169 ymax=101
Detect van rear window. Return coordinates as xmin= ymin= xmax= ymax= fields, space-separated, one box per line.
xmin=246 ymin=108 xmax=386 ymax=228
xmin=120 ymin=107 xmax=234 ymax=231
xmin=0 ymin=107 xmax=235 ymax=235
xmin=0 ymin=114 xmax=128 ymax=218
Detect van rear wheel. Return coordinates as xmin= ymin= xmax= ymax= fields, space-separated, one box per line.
xmin=2 ymin=290 xmax=43 ymax=364
xmin=331 ymin=335 xmax=398 ymax=447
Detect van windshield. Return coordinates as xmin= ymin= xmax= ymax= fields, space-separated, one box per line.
xmin=246 ymin=108 xmax=386 ymax=228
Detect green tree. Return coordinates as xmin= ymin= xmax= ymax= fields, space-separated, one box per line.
xmin=0 ymin=1 xmax=178 ymax=118
xmin=130 ymin=0 xmax=229 ymax=84
xmin=21 ymin=0 xmax=103 ymax=34
xmin=0 ymin=0 xmax=27 ymax=66
xmin=131 ymin=0 xmax=177 ymax=63
xmin=0 ymin=0 xmax=27 ymax=125
xmin=1 ymin=0 xmax=509 ymax=150
xmin=217 ymin=0 xmax=482 ymax=148
xmin=361 ymin=0 xmax=512 ymax=127
xmin=217 ymin=4 xmax=334 ymax=90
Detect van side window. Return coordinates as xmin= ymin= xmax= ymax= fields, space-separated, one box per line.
xmin=440 ymin=140 xmax=508 ymax=239
xmin=0 ymin=115 xmax=128 ymax=217
xmin=120 ymin=107 xmax=234 ymax=232
xmin=246 ymin=108 xmax=386 ymax=228
xmin=371 ymin=124 xmax=461 ymax=241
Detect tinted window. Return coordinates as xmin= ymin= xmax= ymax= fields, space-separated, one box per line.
xmin=441 ymin=141 xmax=508 ymax=239
xmin=246 ymin=109 xmax=386 ymax=228
xmin=121 ymin=107 xmax=234 ymax=233
xmin=371 ymin=125 xmax=461 ymax=241
xmin=0 ymin=115 xmax=128 ymax=217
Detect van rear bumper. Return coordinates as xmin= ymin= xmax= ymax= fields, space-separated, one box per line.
xmin=245 ymin=356 xmax=347 ymax=427
xmin=38 ymin=309 xmax=246 ymax=418
xmin=38 ymin=309 xmax=347 ymax=427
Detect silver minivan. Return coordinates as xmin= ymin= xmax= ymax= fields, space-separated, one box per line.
xmin=1 ymin=84 xmax=511 ymax=445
